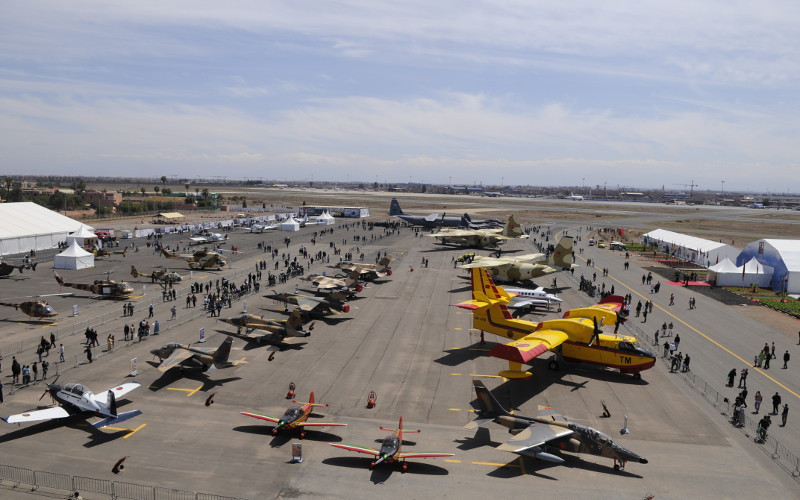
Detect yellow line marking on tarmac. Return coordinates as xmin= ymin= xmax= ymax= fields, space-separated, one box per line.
xmin=451 ymin=373 xmax=462 ymax=376
xmin=468 ymin=328 xmax=479 ymax=331
xmin=129 ymin=294 xmax=145 ymax=299
xmin=472 ymin=461 xmax=521 ymax=469
xmin=166 ymin=384 xmax=204 ymax=396
xmin=449 ymin=408 xmax=462 ymax=411
xmin=448 ymin=408 xmax=476 ymax=413
xmin=103 ymin=423 xmax=146 ymax=439
xmin=186 ymin=385 xmax=204 ymax=397
xmin=445 ymin=459 xmax=461 ymax=463
xmin=577 ymin=254 xmax=800 ymax=401
xmin=233 ymin=357 xmax=246 ymax=366
xmin=453 ymin=327 xmax=463 ymax=331
xmin=468 ymin=373 xmax=505 ymax=379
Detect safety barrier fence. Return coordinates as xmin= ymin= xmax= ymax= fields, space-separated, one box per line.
xmin=0 ymin=463 xmax=245 ymax=499
xmin=564 ymin=270 xmax=800 ymax=481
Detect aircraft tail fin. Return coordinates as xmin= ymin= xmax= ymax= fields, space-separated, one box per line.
xmin=381 ymin=416 xmax=420 ymax=435
xmin=472 ymin=379 xmax=511 ymax=418
xmin=105 ymin=389 xmax=118 ymax=417
xmin=547 ymin=236 xmax=574 ymax=269
xmin=463 ymin=213 xmax=472 ymax=222
xmin=389 ymin=198 xmax=404 ymax=216
xmin=161 ymin=248 xmax=174 ymax=258
xmin=501 ymin=214 xmax=524 ymax=238
xmin=212 ymin=337 xmax=233 ymax=367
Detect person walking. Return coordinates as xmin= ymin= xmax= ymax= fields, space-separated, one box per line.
xmin=783 ymin=350 xmax=790 ymax=369
xmin=674 ymin=334 xmax=681 ymax=351
xmin=148 ymin=303 xmax=154 ymax=318
xmin=0 ymin=378 xmax=3 ymax=403
xmin=84 ymin=345 xmax=93 ymax=364
xmin=753 ymin=391 xmax=763 ymax=413
xmin=780 ymin=404 xmax=789 ymax=427
xmin=669 ymin=293 xmax=674 ymax=306
xmin=727 ymin=368 xmax=736 ymax=387
xmin=124 ymin=323 xmax=130 ymax=341
xmin=772 ymin=392 xmax=781 ymax=414
xmin=171 ymin=306 xmax=177 ymax=319
xmin=738 ymin=368 xmax=748 ymax=388
xmin=153 ymin=320 xmax=160 ymax=335
xmin=59 ymin=344 xmax=65 ymax=362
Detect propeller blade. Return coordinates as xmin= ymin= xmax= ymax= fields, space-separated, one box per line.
xmin=38 ymin=389 xmax=49 ymax=401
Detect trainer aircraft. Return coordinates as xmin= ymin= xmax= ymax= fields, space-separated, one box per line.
xmin=240 ymin=391 xmax=346 ymax=438
xmin=329 ymin=417 xmax=454 ymax=471
xmin=151 ymin=337 xmax=239 ymax=373
xmin=468 ymin=380 xmax=647 ymax=470
xmin=2 ymin=381 xmax=142 ymax=429
xmin=456 ymin=268 xmax=655 ymax=379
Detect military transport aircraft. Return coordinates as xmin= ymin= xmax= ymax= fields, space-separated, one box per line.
xmin=150 ymin=337 xmax=238 ymax=373
xmin=240 ymin=391 xmax=347 ymax=438
xmin=456 ymin=268 xmax=654 ymax=379
xmin=458 ymin=236 xmax=575 ymax=281
xmin=264 ymin=291 xmax=350 ymax=318
xmin=329 ymin=417 xmax=454 ymax=471
xmin=54 ymin=272 xmax=134 ymax=299
xmin=0 ymin=294 xmax=72 ymax=320
xmin=1 ymin=381 xmax=142 ymax=429
xmin=219 ymin=310 xmax=312 ymax=346
xmin=161 ymin=248 xmax=226 ymax=270
xmin=335 ymin=257 xmax=393 ymax=281
xmin=130 ymin=265 xmax=183 ymax=284
xmin=468 ymin=380 xmax=647 ymax=470
xmin=304 ymin=271 xmax=363 ymax=294
xmin=426 ymin=214 xmax=528 ymax=248
xmin=389 ymin=198 xmax=501 ymax=228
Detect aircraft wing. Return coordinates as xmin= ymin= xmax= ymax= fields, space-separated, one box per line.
xmin=398 ymin=451 xmax=456 ymax=459
xmin=240 ymin=411 xmax=280 ymax=424
xmin=328 ymin=443 xmax=381 ymax=456
xmin=496 ymin=424 xmax=573 ymax=455
xmin=507 ymin=297 xmax=550 ymax=309
xmin=295 ymin=297 xmax=326 ymax=313
xmin=90 ymin=382 xmax=141 ymax=403
xmin=189 ymin=237 xmax=208 ymax=243
xmin=489 ymin=329 xmax=569 ymax=364
xmin=536 ymin=405 xmax=569 ymax=422
xmin=2 ymin=406 xmax=72 ymax=424
xmin=429 ymin=229 xmax=476 ymax=238
xmin=459 ymin=258 xmax=510 ymax=269
xmin=157 ymin=349 xmax=195 ymax=372
xmin=297 ymin=422 xmax=347 ymax=427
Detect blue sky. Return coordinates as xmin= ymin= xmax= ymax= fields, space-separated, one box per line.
xmin=1 ymin=1 xmax=798 ymax=192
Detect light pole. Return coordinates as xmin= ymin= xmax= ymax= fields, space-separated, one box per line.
xmin=721 ymin=180 xmax=725 ymax=197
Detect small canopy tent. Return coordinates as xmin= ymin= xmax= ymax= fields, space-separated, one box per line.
xmin=737 ymin=239 xmax=800 ymax=293
xmin=708 ymin=257 xmax=772 ymax=287
xmin=54 ymin=240 xmax=95 ymax=270
xmin=317 ymin=211 xmax=336 ymax=226
xmin=66 ymin=225 xmax=98 ymax=249
xmin=281 ymin=216 xmax=300 ymax=232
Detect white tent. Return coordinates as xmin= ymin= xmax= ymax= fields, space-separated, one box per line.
xmin=316 ymin=211 xmax=335 ymax=226
xmin=708 ymin=256 xmax=772 ymax=287
xmin=54 ymin=240 xmax=95 ymax=270
xmin=66 ymin=225 xmax=98 ymax=249
xmin=738 ymin=239 xmax=800 ymax=293
xmin=642 ymin=229 xmax=739 ymax=267
xmin=280 ymin=216 xmax=300 ymax=232
xmin=0 ymin=202 xmax=89 ymax=256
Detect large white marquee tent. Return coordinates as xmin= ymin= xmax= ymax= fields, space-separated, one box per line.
xmin=0 ymin=202 xmax=90 ymax=256
xmin=642 ymin=229 xmax=739 ymax=267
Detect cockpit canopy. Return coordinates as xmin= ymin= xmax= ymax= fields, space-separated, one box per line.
xmin=63 ymin=383 xmax=89 ymax=396
xmin=281 ymin=407 xmax=303 ymax=422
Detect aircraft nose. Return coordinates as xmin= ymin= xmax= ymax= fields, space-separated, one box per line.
xmin=639 ymin=458 xmax=648 ymax=464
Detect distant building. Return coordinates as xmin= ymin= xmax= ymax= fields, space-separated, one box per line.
xmin=83 ymin=190 xmax=122 ymax=211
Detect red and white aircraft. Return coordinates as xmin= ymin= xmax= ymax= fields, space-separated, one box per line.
xmin=2 ymin=381 xmax=141 ymax=429
xmin=240 ymin=391 xmax=346 ymax=438
xmin=329 ymin=417 xmax=454 ymax=472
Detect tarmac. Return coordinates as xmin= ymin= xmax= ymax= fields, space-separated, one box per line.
xmin=0 ymin=212 xmax=798 ymax=499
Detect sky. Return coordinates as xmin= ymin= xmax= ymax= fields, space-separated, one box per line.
xmin=1 ymin=1 xmax=798 ymax=192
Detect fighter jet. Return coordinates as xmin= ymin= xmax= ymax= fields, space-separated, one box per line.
xmin=130 ymin=265 xmax=183 ymax=284
xmin=150 ymin=337 xmax=238 ymax=373
xmin=468 ymin=380 xmax=647 ymax=470
xmin=329 ymin=417 xmax=454 ymax=471
xmin=161 ymin=247 xmax=226 ymax=270
xmin=304 ymin=271 xmax=363 ymax=295
xmin=2 ymin=381 xmax=142 ymax=429
xmin=264 ymin=290 xmax=350 ymax=318
xmin=335 ymin=257 xmax=392 ymax=281
xmin=459 ymin=236 xmax=575 ymax=281
xmin=240 ymin=391 xmax=346 ymax=438
xmin=218 ymin=309 xmax=312 ymax=346
xmin=0 ymin=294 xmax=72 ymax=320
xmin=426 ymin=214 xmax=529 ymax=248
xmin=54 ymin=272 xmax=134 ymax=299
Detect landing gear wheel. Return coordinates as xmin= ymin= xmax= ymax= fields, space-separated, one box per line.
xmin=614 ymin=464 xmax=620 ymax=470
xmin=633 ymin=372 xmax=641 ymax=380
xmin=548 ymin=360 xmax=559 ymax=371
xmin=369 ymin=462 xmax=376 ymax=470
xmin=401 ymin=463 xmax=408 ymax=473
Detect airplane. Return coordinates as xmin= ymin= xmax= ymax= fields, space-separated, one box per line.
xmin=189 ymin=232 xmax=227 ymax=245
xmin=218 ymin=309 xmax=312 ymax=346
xmin=426 ymin=214 xmax=528 ymax=248
xmin=54 ymin=272 xmax=134 ymax=299
xmin=247 ymin=223 xmax=279 ymax=233
xmin=92 ymin=245 xmax=127 ymax=258
xmin=264 ymin=290 xmax=350 ymax=318
xmin=1 ymin=381 xmax=142 ymax=429
xmin=564 ymin=194 xmax=584 ymax=201
xmin=329 ymin=417 xmax=454 ymax=471
xmin=161 ymin=248 xmax=226 ymax=270
xmin=240 ymin=391 xmax=347 ymax=438
xmin=304 ymin=271 xmax=364 ymax=294
xmin=456 ymin=267 xmax=655 ymax=379
xmin=467 ymin=380 xmax=647 ymax=470
xmin=0 ymin=293 xmax=72 ymax=320
xmin=335 ymin=257 xmax=393 ymax=281
xmin=130 ymin=265 xmax=183 ymax=284
xmin=503 ymin=286 xmax=563 ymax=316
xmin=458 ymin=236 xmax=575 ymax=281
xmin=389 ymin=198 xmax=469 ymax=228
xmin=150 ymin=337 xmax=239 ymax=373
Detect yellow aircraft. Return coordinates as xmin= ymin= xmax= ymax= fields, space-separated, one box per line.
xmin=456 ymin=268 xmax=655 ymax=380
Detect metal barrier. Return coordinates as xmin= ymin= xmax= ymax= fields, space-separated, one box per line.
xmin=114 ymin=480 xmax=156 ymax=500
xmin=0 ymin=464 xmax=36 ymax=489
xmin=196 ymin=493 xmax=242 ymax=500
xmin=33 ymin=470 xmax=73 ymax=491
xmin=155 ymin=485 xmax=196 ymax=500
xmin=74 ymin=475 xmax=114 ymax=497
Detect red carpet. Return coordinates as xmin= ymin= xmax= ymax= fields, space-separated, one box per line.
xmin=665 ymin=280 xmax=710 ymax=286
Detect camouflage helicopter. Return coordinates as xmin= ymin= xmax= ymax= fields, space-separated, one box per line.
xmin=54 ymin=272 xmax=134 ymax=299
xmin=92 ymin=245 xmax=127 ymax=258
xmin=161 ymin=248 xmax=226 ymax=270
xmin=130 ymin=265 xmax=183 ymax=284
xmin=0 ymin=293 xmax=72 ymax=320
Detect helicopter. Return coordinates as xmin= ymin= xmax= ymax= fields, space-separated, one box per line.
xmin=0 ymin=293 xmax=73 ymax=320
xmin=54 ymin=271 xmax=134 ymax=299
xmin=92 ymin=245 xmax=127 ymax=258
xmin=130 ymin=265 xmax=183 ymax=284
xmin=161 ymin=247 xmax=226 ymax=270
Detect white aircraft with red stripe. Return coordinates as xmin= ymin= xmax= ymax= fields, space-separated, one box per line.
xmin=240 ymin=391 xmax=346 ymax=438
xmin=329 ymin=417 xmax=454 ymax=472
xmin=2 ymin=381 xmax=141 ymax=429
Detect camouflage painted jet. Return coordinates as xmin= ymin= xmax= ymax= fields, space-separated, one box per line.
xmin=218 ymin=309 xmax=312 ymax=346
xmin=130 ymin=265 xmax=183 ymax=284
xmin=468 ymin=380 xmax=647 ymax=470
xmin=456 ymin=267 xmax=654 ymax=379
xmin=2 ymin=381 xmax=142 ymax=429
xmin=329 ymin=417 xmax=454 ymax=471
xmin=335 ymin=257 xmax=393 ymax=281
xmin=161 ymin=247 xmax=226 ymax=270
xmin=264 ymin=290 xmax=350 ymax=318
xmin=459 ymin=236 xmax=575 ymax=281
xmin=150 ymin=337 xmax=238 ymax=373
xmin=54 ymin=272 xmax=134 ymax=299
xmin=426 ymin=214 xmax=528 ymax=248
xmin=304 ymin=270 xmax=364 ymax=294
xmin=240 ymin=391 xmax=347 ymax=438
